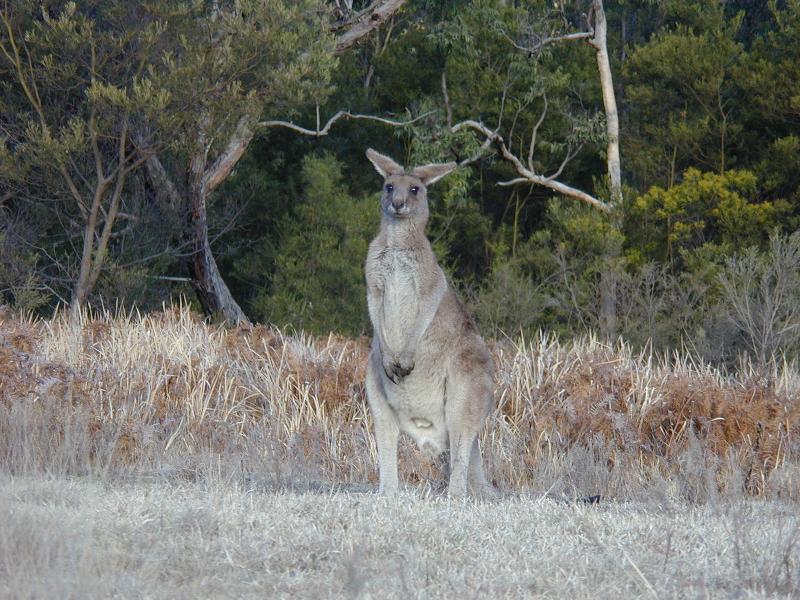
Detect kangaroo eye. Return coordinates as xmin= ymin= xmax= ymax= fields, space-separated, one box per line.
xmin=410 ymin=186 xmax=419 ymax=195
xmin=385 ymin=184 xmax=393 ymax=193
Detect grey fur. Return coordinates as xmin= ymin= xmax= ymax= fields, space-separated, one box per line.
xmin=364 ymin=148 xmax=496 ymax=498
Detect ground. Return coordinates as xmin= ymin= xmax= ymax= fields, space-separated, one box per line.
xmin=2 ymin=309 xmax=800 ymax=598
xmin=2 ymin=475 xmax=797 ymax=599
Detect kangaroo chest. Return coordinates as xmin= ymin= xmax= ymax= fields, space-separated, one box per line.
xmin=379 ymin=247 xmax=420 ymax=353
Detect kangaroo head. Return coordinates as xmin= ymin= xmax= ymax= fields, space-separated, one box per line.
xmin=366 ymin=148 xmax=457 ymax=222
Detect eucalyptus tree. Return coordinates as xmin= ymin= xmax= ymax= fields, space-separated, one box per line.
xmin=0 ymin=0 xmax=409 ymax=319
xmin=0 ymin=2 xmax=173 ymax=309
xmin=416 ymin=0 xmax=624 ymax=336
xmin=141 ymin=0 xmax=409 ymax=323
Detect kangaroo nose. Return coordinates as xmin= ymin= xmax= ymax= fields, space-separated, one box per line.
xmin=391 ymin=200 xmax=405 ymax=211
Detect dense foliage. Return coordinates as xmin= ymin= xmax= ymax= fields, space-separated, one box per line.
xmin=2 ymin=0 xmax=799 ymax=366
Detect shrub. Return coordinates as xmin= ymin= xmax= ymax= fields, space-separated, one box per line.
xmin=252 ymin=154 xmax=378 ymax=336
xmin=718 ymin=230 xmax=800 ymax=366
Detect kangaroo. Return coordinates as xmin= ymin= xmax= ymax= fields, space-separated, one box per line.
xmin=364 ymin=148 xmax=496 ymax=499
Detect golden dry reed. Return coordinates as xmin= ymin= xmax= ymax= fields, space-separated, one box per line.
xmin=1 ymin=305 xmax=799 ymax=498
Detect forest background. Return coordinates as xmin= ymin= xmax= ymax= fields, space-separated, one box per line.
xmin=2 ymin=0 xmax=800 ymax=369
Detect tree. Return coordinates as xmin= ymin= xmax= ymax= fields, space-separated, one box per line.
xmin=426 ymin=0 xmax=623 ymax=336
xmin=623 ymin=10 xmax=744 ymax=188
xmin=718 ymin=231 xmax=800 ymax=366
xmin=738 ymin=0 xmax=800 ymax=218
xmin=630 ymin=168 xmax=785 ymax=268
xmin=0 ymin=2 xmax=168 ymax=310
xmin=132 ymin=0 xmax=337 ymax=323
xmin=139 ymin=0 xmax=411 ymax=323
xmin=0 ymin=0 xmax=417 ymax=321
xmin=252 ymin=153 xmax=377 ymax=335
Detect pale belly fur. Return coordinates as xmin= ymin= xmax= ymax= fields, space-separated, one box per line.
xmin=379 ymin=252 xmax=448 ymax=456
xmin=381 ymin=262 xmax=419 ymax=354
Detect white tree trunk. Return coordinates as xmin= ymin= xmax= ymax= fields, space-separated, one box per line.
xmin=589 ymin=0 xmax=622 ymax=338
xmin=590 ymin=0 xmax=622 ymax=205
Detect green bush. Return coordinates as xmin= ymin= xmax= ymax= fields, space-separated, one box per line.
xmin=252 ymin=154 xmax=379 ymax=336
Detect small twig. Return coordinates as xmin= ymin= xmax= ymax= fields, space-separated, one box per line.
xmin=527 ymin=93 xmax=548 ymax=171
xmin=545 ymin=142 xmax=582 ymax=182
xmin=458 ymin=136 xmax=493 ymax=167
xmin=147 ymin=276 xmax=193 ymax=282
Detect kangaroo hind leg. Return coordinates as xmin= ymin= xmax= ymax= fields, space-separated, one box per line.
xmin=468 ymin=437 xmax=498 ymax=499
xmin=444 ymin=350 xmax=494 ymax=499
xmin=366 ymin=351 xmax=400 ymax=495
xmin=444 ymin=378 xmax=486 ymax=499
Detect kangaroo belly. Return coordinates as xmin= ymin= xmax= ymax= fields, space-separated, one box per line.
xmin=382 ymin=267 xmax=418 ymax=353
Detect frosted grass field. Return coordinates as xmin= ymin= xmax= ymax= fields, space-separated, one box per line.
xmin=2 ymin=475 xmax=798 ymax=599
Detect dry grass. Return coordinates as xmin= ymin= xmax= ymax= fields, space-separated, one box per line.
xmin=2 ymin=305 xmax=800 ymax=499
xmin=1 ymin=475 xmax=798 ymax=599
xmin=3 ymin=306 xmax=800 ymax=598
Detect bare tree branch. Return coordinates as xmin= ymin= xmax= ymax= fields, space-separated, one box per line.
xmin=333 ymin=0 xmax=407 ymax=55
xmin=458 ymin=136 xmax=494 ymax=168
xmin=546 ymin=142 xmax=582 ymax=182
xmin=452 ymin=119 xmax=611 ymax=212
xmin=147 ymin=275 xmax=194 ymax=283
xmin=259 ymin=109 xmax=432 ymax=137
xmin=200 ymin=115 xmax=255 ymax=197
xmin=142 ymin=150 xmax=183 ymax=211
xmin=441 ymin=71 xmax=453 ymax=129
xmin=502 ymin=30 xmax=593 ymax=55
xmin=527 ymin=93 xmax=548 ymax=172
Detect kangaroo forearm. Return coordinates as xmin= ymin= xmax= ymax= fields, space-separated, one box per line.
xmin=367 ymin=291 xmax=389 ymax=354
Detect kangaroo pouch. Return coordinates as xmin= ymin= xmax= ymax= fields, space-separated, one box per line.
xmin=382 ymin=364 xmax=448 ymax=457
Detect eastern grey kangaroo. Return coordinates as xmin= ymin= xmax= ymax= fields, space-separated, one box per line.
xmin=364 ymin=148 xmax=496 ymax=498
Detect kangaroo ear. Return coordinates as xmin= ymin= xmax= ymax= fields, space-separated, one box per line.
xmin=366 ymin=148 xmax=403 ymax=178
xmin=411 ymin=162 xmax=458 ymax=186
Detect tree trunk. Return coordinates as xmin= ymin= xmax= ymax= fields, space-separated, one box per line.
xmin=591 ymin=0 xmax=622 ymax=205
xmin=73 ymin=216 xmax=99 ymax=309
xmin=186 ymin=116 xmax=254 ymax=324
xmin=189 ymin=185 xmax=248 ymax=324
xmin=140 ymin=144 xmax=249 ymax=324
xmin=591 ymin=0 xmax=622 ymax=340
xmin=598 ymin=220 xmax=621 ymax=341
